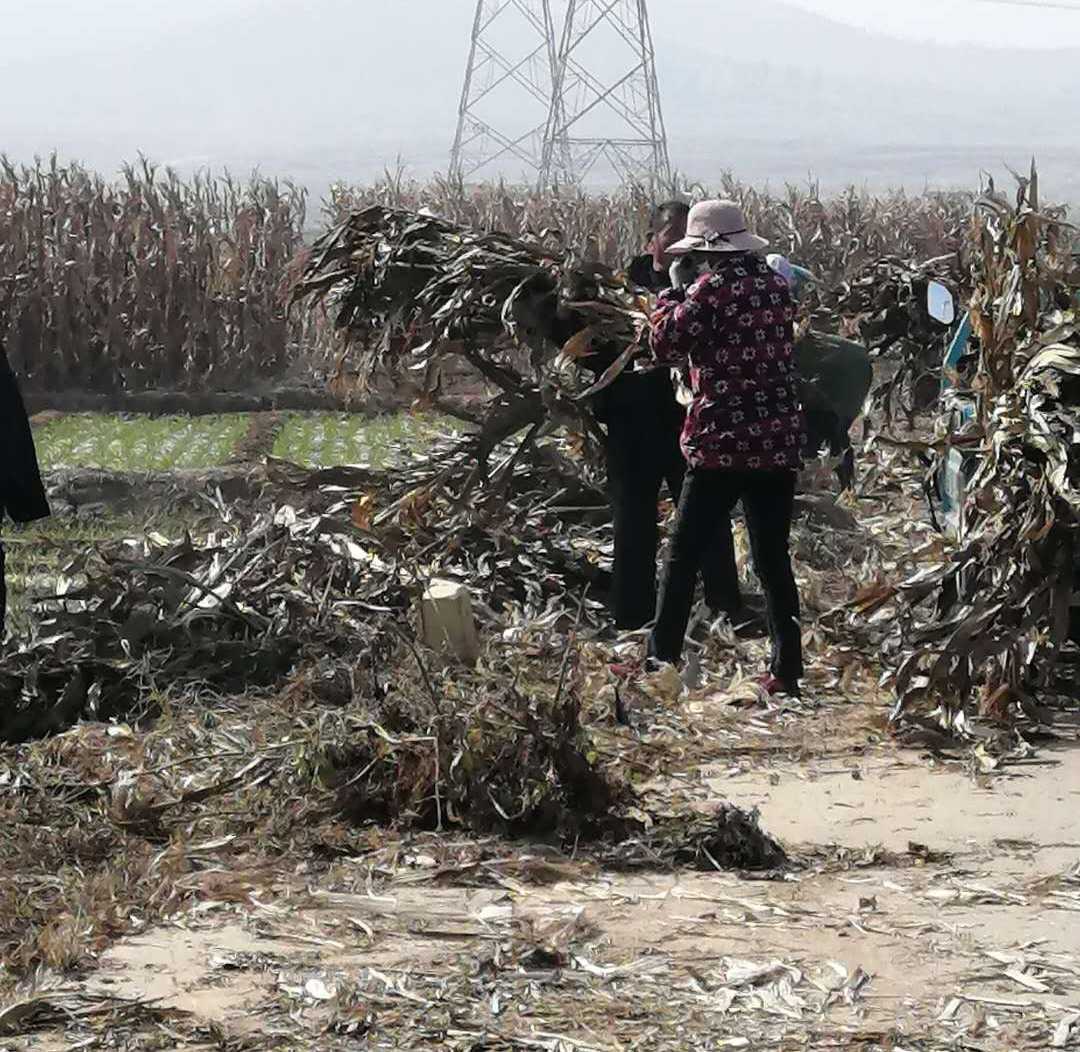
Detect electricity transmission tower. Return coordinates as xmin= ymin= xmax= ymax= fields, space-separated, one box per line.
xmin=450 ymin=0 xmax=562 ymax=180
xmin=540 ymin=0 xmax=671 ymax=189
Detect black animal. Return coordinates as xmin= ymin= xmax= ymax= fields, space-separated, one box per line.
xmin=795 ymin=331 xmax=874 ymax=491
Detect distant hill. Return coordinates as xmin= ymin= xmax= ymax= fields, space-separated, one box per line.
xmin=1 ymin=0 xmax=1077 ymax=200
xmin=655 ymin=2 xmax=1078 ymax=145
xmin=653 ymin=0 xmax=1079 ymax=196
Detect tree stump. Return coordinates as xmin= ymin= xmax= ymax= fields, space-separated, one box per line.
xmin=420 ymin=579 xmax=480 ymax=664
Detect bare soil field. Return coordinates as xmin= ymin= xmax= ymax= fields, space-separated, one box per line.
xmin=6 ymin=690 xmax=1079 ymax=1051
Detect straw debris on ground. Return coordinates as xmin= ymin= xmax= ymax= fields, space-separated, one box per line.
xmin=2 ymin=168 xmax=1080 ymax=1051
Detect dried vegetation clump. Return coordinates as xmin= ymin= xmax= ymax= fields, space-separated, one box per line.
xmin=891 ymin=168 xmax=1080 ymax=730
xmin=0 ymin=507 xmax=371 ymax=741
xmin=0 ymin=448 xmax=796 ymax=978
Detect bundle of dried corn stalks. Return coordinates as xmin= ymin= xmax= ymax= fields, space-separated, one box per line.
xmin=892 ymin=167 xmax=1080 ymax=731
xmin=291 ymin=205 xmax=649 ymax=506
xmin=0 ymin=508 xmax=384 ymax=742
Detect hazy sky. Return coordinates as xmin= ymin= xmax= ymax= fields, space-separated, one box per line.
xmin=790 ymin=0 xmax=1080 ymax=46
xmin=2 ymin=0 xmax=1078 ymax=50
xmin=2 ymin=0 xmax=1078 ymax=198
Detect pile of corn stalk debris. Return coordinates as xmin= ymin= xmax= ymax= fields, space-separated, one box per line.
xmin=7 ymin=185 xmax=1080 ymax=1052
xmin=888 ymin=172 xmax=1080 ymax=731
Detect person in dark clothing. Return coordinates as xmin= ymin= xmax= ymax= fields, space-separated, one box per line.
xmin=0 ymin=348 xmax=50 ymax=633
xmin=512 ymin=203 xmax=756 ymax=633
xmin=627 ymin=202 xmax=691 ymax=295
xmin=647 ymin=200 xmax=806 ymax=698
xmin=600 ymin=201 xmax=750 ymax=632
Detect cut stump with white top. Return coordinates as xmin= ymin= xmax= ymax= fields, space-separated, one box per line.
xmin=420 ymin=579 xmax=480 ymax=664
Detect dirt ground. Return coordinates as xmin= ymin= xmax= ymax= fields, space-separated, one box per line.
xmin=4 ymin=441 xmax=1080 ymax=1050
xmin=7 ymin=688 xmax=1079 ymax=1052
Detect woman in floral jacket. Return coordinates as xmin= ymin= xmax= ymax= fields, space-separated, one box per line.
xmin=647 ymin=200 xmax=806 ymax=697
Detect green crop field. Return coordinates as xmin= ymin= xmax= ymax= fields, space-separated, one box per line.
xmin=34 ymin=414 xmax=252 ymax=472
xmin=33 ymin=412 xmax=465 ymax=473
xmin=271 ymin=412 xmax=462 ymax=468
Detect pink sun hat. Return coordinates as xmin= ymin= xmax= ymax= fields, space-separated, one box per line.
xmin=667 ymin=199 xmax=769 ymax=256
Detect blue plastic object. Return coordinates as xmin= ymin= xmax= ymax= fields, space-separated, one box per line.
xmin=935 ymin=310 xmax=978 ymax=530
xmin=766 ymin=254 xmax=815 ymax=303
xmin=942 ymin=311 xmax=972 ymax=389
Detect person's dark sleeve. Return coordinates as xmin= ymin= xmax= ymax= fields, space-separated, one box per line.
xmin=627 ymin=254 xmax=665 ymax=293
xmin=547 ymin=305 xmax=589 ymax=348
xmin=550 ymin=268 xmax=660 ymax=378
xmin=0 ymin=354 xmax=50 ymax=525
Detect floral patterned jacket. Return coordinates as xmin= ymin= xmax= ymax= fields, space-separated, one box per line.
xmin=649 ymin=253 xmax=805 ymax=471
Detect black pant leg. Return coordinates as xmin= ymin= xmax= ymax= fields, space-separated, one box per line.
xmin=834 ymin=417 xmax=856 ymax=491
xmin=606 ymin=424 xmax=664 ymax=630
xmin=741 ymin=471 xmax=803 ymax=682
xmin=806 ymin=409 xmax=856 ymax=490
xmin=650 ymin=469 xmax=741 ymax=664
xmin=661 ymin=436 xmax=743 ymax=616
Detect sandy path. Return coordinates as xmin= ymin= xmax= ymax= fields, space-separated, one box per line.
xmin=11 ymin=736 xmax=1072 ymax=1051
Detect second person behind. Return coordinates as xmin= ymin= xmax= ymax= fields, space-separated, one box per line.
xmin=604 ymin=201 xmax=761 ymax=634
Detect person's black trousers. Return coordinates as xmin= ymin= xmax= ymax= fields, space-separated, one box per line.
xmin=605 ymin=406 xmax=742 ymax=631
xmin=650 ymin=468 xmax=803 ymax=681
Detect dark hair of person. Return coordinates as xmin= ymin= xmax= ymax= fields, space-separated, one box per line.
xmin=649 ymin=200 xmax=689 ymax=233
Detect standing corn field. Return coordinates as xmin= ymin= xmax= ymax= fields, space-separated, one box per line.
xmin=0 ymin=157 xmax=308 ymax=394
xmin=1 ymin=159 xmax=976 ymax=399
xmin=325 ymin=169 xmax=972 ymax=284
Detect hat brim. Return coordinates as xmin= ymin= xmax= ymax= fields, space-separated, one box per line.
xmin=668 ymin=232 xmax=769 ymax=256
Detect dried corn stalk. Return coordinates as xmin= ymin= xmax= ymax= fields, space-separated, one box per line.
xmin=893 ymin=166 xmax=1080 ymax=731
xmin=291 ymin=205 xmax=649 ymax=509
xmin=818 ymin=254 xmax=969 ymax=427
xmin=0 ymin=157 xmax=309 ymax=394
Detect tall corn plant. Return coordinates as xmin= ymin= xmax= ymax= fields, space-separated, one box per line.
xmin=0 ymin=156 xmax=307 ymax=393
xmin=324 ymin=170 xmax=971 ymax=284
xmin=893 ymin=166 xmax=1080 ymax=732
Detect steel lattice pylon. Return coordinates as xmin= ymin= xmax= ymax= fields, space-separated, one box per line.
xmin=450 ymin=0 xmax=562 ymax=180
xmin=541 ymin=0 xmax=671 ymax=189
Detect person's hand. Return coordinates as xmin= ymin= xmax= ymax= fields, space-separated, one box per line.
xmin=651 ymin=242 xmax=666 ymax=272
xmin=650 ymin=226 xmax=673 ymax=271
xmin=651 ymin=219 xmax=685 ymax=271
xmin=668 ymin=255 xmax=701 ymax=291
